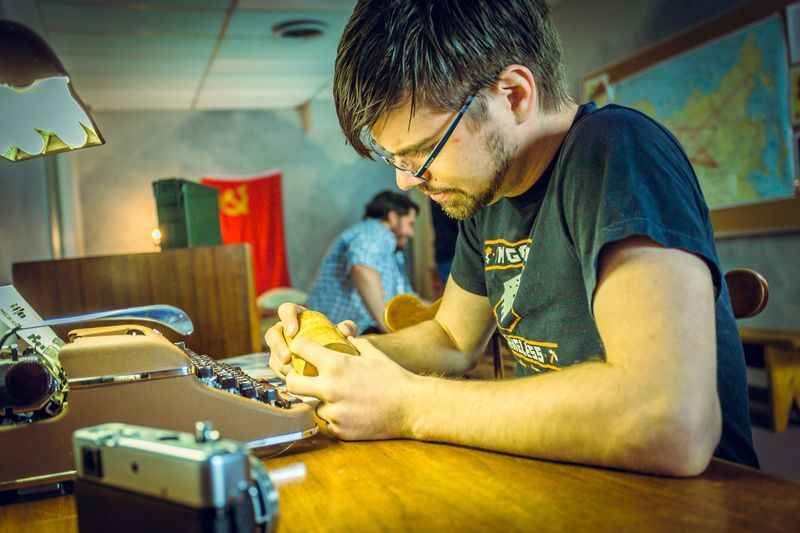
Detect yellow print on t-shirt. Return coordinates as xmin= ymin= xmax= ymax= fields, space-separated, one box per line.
xmin=484 ymin=237 xmax=559 ymax=370
xmin=504 ymin=334 xmax=561 ymax=371
xmin=487 ymin=237 xmax=530 ymax=331
xmin=484 ymin=238 xmax=532 ymax=271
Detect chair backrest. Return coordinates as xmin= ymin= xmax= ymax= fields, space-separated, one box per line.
xmin=725 ymin=268 xmax=769 ymax=319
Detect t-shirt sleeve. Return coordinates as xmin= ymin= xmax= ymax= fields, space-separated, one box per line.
xmin=450 ymin=218 xmax=487 ymax=295
xmin=559 ymin=107 xmax=722 ymax=312
xmin=346 ymin=229 xmax=391 ymax=272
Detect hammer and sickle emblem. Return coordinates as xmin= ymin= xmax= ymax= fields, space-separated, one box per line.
xmin=219 ymin=185 xmax=250 ymax=216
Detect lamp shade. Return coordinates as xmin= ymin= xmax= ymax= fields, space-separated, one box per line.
xmin=0 ymin=20 xmax=104 ymax=162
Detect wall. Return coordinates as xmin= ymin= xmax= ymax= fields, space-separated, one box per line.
xmin=551 ymin=0 xmax=799 ymax=330
xmin=0 ymin=158 xmax=53 ymax=284
xmin=70 ymin=98 xmax=396 ymax=292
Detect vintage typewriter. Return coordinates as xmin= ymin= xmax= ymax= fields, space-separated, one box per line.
xmin=0 ymin=286 xmax=317 ymax=496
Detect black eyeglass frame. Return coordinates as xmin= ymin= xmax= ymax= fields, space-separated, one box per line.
xmin=361 ymin=94 xmax=476 ymax=180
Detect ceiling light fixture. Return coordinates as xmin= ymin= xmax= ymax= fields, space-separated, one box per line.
xmin=272 ymin=19 xmax=326 ymax=40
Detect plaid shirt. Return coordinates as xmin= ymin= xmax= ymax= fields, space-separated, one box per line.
xmin=307 ymin=219 xmax=413 ymax=333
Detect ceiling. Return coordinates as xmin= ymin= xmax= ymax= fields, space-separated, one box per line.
xmin=2 ymin=0 xmax=357 ymax=111
xmin=2 ymin=0 xmax=564 ymax=112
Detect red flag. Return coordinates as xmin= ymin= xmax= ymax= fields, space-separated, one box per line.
xmin=202 ymin=171 xmax=290 ymax=295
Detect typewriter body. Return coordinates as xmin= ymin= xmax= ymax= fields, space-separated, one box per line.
xmin=0 ymin=322 xmax=317 ymax=494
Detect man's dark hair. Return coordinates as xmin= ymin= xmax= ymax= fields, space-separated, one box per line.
xmin=364 ymin=190 xmax=419 ymax=220
xmin=334 ymin=0 xmax=571 ymax=158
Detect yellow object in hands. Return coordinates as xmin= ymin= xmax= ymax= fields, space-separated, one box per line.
xmin=282 ymin=310 xmax=360 ymax=376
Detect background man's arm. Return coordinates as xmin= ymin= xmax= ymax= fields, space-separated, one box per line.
xmin=350 ymin=264 xmax=389 ymax=332
xmin=401 ymin=237 xmax=721 ymax=476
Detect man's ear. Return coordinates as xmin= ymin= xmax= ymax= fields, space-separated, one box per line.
xmin=386 ymin=211 xmax=399 ymax=225
xmin=493 ymin=64 xmax=537 ymax=124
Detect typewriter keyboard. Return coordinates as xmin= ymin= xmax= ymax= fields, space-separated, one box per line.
xmin=179 ymin=344 xmax=308 ymax=409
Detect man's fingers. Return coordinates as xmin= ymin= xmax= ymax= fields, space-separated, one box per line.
xmin=285 ymin=372 xmax=325 ymax=400
xmin=266 ymin=340 xmax=290 ymax=378
xmin=277 ymin=303 xmax=307 ymax=336
xmin=315 ymin=403 xmax=337 ymax=424
xmin=265 ymin=322 xmax=292 ymax=372
xmin=267 ymin=352 xmax=283 ymax=378
xmin=268 ymin=355 xmax=292 ymax=379
xmin=288 ymin=338 xmax=343 ymax=373
xmin=337 ymin=320 xmax=358 ymax=337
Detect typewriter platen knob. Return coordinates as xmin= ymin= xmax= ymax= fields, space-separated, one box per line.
xmin=1 ymin=358 xmax=54 ymax=407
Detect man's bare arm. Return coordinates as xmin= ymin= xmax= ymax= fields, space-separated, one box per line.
xmin=266 ymin=272 xmax=496 ymax=378
xmin=401 ymin=237 xmax=721 ymax=476
xmin=350 ymin=264 xmax=389 ymax=332
xmin=365 ymin=278 xmax=497 ymax=376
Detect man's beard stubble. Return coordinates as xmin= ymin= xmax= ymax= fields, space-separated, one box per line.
xmin=424 ymin=128 xmax=514 ymax=221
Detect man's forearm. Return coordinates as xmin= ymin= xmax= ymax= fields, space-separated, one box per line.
xmin=351 ymin=265 xmax=389 ymax=332
xmin=363 ymin=319 xmax=481 ymax=376
xmin=403 ymin=360 xmax=720 ymax=477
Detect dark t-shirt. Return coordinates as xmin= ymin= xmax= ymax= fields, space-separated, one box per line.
xmin=451 ymin=102 xmax=759 ymax=468
xmin=430 ymin=198 xmax=460 ymax=264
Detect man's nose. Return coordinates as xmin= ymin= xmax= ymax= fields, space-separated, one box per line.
xmin=396 ymin=170 xmax=425 ymax=191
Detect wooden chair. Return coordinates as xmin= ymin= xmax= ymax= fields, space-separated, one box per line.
xmin=725 ymin=268 xmax=769 ymax=319
xmin=726 ymin=269 xmax=800 ymax=432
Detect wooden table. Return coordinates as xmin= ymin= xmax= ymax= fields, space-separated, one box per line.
xmin=2 ymin=435 xmax=799 ymax=532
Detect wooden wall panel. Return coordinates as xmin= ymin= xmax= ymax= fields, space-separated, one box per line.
xmin=11 ymin=244 xmax=260 ymax=358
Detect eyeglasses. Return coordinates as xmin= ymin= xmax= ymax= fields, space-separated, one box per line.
xmin=360 ymin=94 xmax=475 ymax=180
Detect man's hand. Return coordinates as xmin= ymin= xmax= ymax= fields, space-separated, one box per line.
xmin=285 ymin=336 xmax=417 ymax=440
xmin=264 ymin=303 xmax=358 ymax=378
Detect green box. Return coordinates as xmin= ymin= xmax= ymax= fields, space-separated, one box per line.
xmin=152 ymin=178 xmax=221 ymax=249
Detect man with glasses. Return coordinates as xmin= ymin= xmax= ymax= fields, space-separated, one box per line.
xmin=266 ymin=0 xmax=758 ymax=475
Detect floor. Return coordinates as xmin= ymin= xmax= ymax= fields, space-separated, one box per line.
xmin=752 ymin=424 xmax=800 ymax=481
xmin=748 ymin=367 xmax=800 ymax=481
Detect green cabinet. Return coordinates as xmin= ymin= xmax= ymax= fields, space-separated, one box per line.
xmin=153 ymin=178 xmax=221 ymax=249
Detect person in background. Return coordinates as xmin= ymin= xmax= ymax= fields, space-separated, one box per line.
xmin=306 ymin=191 xmax=418 ymax=334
